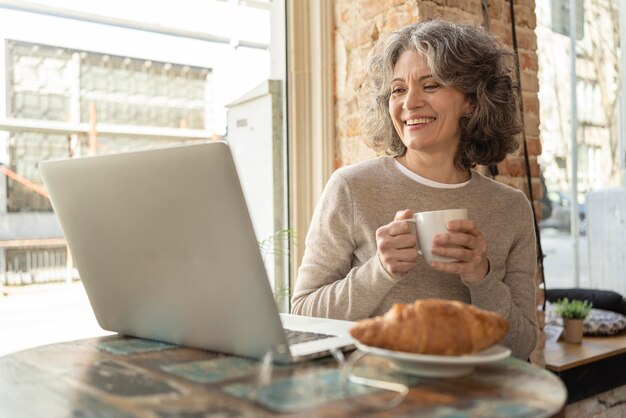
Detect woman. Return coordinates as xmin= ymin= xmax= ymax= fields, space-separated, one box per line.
xmin=291 ymin=20 xmax=538 ymax=360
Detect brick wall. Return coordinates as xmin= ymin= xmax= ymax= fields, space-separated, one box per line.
xmin=334 ymin=0 xmax=540 ymax=191
xmin=333 ymin=0 xmax=545 ymax=364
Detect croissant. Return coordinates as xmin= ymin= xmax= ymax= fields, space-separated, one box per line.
xmin=349 ymin=299 xmax=508 ymax=355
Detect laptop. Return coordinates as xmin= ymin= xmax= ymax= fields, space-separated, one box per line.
xmin=39 ymin=141 xmax=355 ymax=363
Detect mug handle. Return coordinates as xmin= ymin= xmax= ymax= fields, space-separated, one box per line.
xmin=402 ymin=218 xmax=422 ymax=256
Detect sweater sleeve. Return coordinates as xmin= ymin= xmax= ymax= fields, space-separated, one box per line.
xmin=465 ymin=194 xmax=538 ymax=360
xmin=291 ymin=171 xmax=400 ymax=320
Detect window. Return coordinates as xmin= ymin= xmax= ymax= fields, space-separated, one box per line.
xmin=0 ymin=1 xmax=289 ymax=305
xmin=6 ymin=40 xmax=213 ymax=211
xmin=536 ymin=0 xmax=624 ymax=297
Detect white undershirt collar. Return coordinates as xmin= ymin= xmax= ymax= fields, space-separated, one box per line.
xmin=394 ymin=159 xmax=470 ymax=189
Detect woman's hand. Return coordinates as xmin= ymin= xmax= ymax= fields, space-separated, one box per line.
xmin=376 ymin=209 xmax=418 ymax=278
xmin=430 ymin=219 xmax=489 ymax=283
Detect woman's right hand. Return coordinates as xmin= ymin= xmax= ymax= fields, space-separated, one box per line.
xmin=376 ymin=209 xmax=418 ymax=278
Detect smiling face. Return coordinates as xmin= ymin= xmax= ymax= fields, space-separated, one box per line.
xmin=389 ymin=49 xmax=473 ymax=159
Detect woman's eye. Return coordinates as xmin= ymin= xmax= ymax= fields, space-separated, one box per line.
xmin=391 ymin=87 xmax=405 ymax=94
xmin=424 ymin=83 xmax=441 ymax=91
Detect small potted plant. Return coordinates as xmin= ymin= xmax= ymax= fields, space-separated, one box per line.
xmin=554 ymin=298 xmax=593 ymax=344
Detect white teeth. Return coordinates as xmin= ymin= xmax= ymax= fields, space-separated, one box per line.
xmin=406 ymin=117 xmax=435 ymax=126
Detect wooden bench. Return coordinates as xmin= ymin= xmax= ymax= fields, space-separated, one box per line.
xmin=544 ymin=333 xmax=626 ymax=403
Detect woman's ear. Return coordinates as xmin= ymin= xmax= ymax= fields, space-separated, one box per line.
xmin=462 ymin=100 xmax=475 ymax=118
xmin=465 ymin=96 xmax=476 ymax=113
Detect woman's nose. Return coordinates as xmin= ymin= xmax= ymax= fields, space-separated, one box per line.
xmin=403 ymin=86 xmax=424 ymax=110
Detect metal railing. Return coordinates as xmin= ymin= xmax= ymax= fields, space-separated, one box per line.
xmin=1 ymin=240 xmax=76 ymax=286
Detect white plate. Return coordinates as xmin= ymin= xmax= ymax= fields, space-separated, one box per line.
xmin=354 ymin=342 xmax=511 ymax=378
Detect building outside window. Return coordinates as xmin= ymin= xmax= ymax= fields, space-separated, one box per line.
xmin=537 ymin=0 xmax=625 ymax=296
xmin=0 ymin=1 xmax=288 ymax=302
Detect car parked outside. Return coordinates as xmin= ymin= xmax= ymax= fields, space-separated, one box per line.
xmin=539 ymin=190 xmax=586 ymax=235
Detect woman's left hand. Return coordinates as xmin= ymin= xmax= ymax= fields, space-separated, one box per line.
xmin=430 ymin=219 xmax=489 ymax=283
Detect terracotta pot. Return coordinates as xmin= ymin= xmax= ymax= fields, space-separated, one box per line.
xmin=562 ymin=318 xmax=584 ymax=344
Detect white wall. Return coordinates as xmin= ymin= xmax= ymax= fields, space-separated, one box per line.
xmin=226 ymin=81 xmax=278 ymax=286
xmin=586 ymin=189 xmax=626 ymax=297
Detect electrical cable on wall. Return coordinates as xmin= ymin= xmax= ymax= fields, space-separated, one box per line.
xmin=507 ymin=0 xmax=548 ymax=311
xmin=482 ymin=0 xmax=547 ymax=311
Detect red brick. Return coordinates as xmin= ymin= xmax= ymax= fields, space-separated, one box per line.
xmin=520 ymin=70 xmax=539 ymax=93
xmin=485 ymin=0 xmax=504 ymax=22
xmin=357 ymin=22 xmax=379 ymax=46
xmin=490 ymin=20 xmax=513 ymax=46
xmin=514 ymin=0 xmax=535 ymax=9
xmin=418 ymin=1 xmax=446 ymax=20
xmin=359 ymin=0 xmax=393 ymax=20
xmin=529 ymin=158 xmax=540 ymax=177
xmin=443 ymin=9 xmax=482 ymax=25
xmin=493 ymin=174 xmax=522 ymax=189
xmin=522 ymin=92 xmax=539 ymax=117
xmin=356 ymin=43 xmax=371 ymax=64
xmin=497 ymin=156 xmax=540 ymax=177
xmin=446 ymin=0 xmax=481 ymax=15
xmin=382 ymin=4 xmax=419 ymax=34
xmin=523 ymin=113 xmax=540 ymax=137
xmin=505 ymin=4 xmax=537 ymax=29
xmin=513 ymin=5 xmax=537 ymax=29
xmin=520 ymin=177 xmax=542 ymax=201
xmin=516 ymin=27 xmax=537 ymax=50
xmin=524 ymin=137 xmax=543 ymax=156
xmin=496 ymin=161 xmax=508 ymax=176
xmin=500 ymin=4 xmax=512 ymax=25
xmin=518 ymin=49 xmax=538 ymax=72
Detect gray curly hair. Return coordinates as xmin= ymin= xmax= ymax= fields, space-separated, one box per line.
xmin=360 ymin=20 xmax=522 ymax=170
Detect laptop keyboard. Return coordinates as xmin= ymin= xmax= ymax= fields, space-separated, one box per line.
xmin=284 ymin=328 xmax=334 ymax=345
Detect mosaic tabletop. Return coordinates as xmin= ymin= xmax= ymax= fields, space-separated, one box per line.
xmin=0 ymin=335 xmax=567 ymax=417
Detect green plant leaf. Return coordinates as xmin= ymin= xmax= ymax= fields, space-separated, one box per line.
xmin=554 ymin=297 xmax=593 ymax=319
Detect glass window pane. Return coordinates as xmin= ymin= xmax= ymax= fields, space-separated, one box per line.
xmin=0 ymin=1 xmax=287 ymax=308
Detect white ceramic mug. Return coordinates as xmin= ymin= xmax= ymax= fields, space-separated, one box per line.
xmin=408 ymin=209 xmax=468 ymax=264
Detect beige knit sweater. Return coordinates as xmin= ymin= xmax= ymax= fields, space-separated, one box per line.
xmin=291 ymin=157 xmax=538 ymax=359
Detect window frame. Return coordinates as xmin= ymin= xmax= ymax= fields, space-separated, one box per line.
xmin=286 ymin=0 xmax=335 ymax=294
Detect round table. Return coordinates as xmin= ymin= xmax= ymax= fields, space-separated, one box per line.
xmin=0 ymin=335 xmax=567 ymax=417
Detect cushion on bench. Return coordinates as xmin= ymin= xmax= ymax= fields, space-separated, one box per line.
xmin=545 ymin=302 xmax=626 ymax=336
xmin=545 ymin=288 xmax=626 ymax=315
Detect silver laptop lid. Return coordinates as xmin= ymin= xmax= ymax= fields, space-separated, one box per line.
xmin=39 ymin=141 xmax=291 ymax=359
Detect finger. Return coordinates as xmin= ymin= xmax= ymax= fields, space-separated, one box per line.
xmin=379 ymin=237 xmax=418 ymax=255
xmin=390 ymin=247 xmax=419 ymax=263
xmin=380 ymin=246 xmax=418 ymax=262
xmin=377 ymin=223 xmax=417 ymax=244
xmin=387 ymin=220 xmax=417 ymax=237
xmin=433 ymin=231 xmax=474 ymax=249
xmin=394 ymin=234 xmax=418 ymax=249
xmin=431 ymin=244 xmax=471 ymax=263
xmin=447 ymin=219 xmax=480 ymax=236
xmin=380 ymin=248 xmax=417 ymax=271
xmin=380 ymin=245 xmax=419 ymax=264
xmin=394 ymin=209 xmax=414 ymax=221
